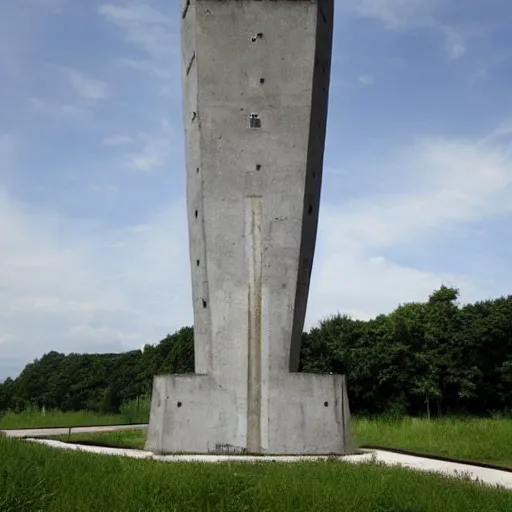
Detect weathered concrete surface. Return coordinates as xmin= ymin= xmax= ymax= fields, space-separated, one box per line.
xmin=147 ymin=0 xmax=351 ymax=455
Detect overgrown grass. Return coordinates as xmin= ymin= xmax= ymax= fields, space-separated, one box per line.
xmin=6 ymin=405 xmax=512 ymax=470
xmin=52 ymin=427 xmax=147 ymax=449
xmin=0 ymin=398 xmax=151 ymax=430
xmin=2 ymin=435 xmax=511 ymax=512
xmin=353 ymin=416 xmax=512 ymax=467
xmin=53 ymin=416 xmax=512 ymax=469
xmin=0 ymin=409 xmax=125 ymax=430
xmin=119 ymin=395 xmax=151 ymax=424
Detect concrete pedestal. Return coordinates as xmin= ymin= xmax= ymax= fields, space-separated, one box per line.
xmin=147 ymin=373 xmax=350 ymax=455
xmin=146 ymin=0 xmax=351 ymax=455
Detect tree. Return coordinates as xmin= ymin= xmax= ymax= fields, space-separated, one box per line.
xmin=2 ymin=286 xmax=512 ymax=418
xmin=101 ymin=385 xmax=122 ymax=414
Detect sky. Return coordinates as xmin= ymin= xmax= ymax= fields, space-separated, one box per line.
xmin=1 ymin=0 xmax=512 ymax=381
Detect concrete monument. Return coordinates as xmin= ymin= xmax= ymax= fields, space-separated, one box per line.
xmin=146 ymin=0 xmax=351 ymax=455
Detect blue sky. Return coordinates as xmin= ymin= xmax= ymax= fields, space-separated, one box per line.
xmin=1 ymin=0 xmax=512 ymax=380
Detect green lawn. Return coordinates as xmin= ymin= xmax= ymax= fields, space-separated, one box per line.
xmin=52 ymin=427 xmax=147 ymax=449
xmin=0 ymin=409 xmax=126 ymax=430
xmin=50 ymin=416 xmax=512 ymax=469
xmin=5 ymin=408 xmax=512 ymax=469
xmin=2 ymin=435 xmax=511 ymax=512
xmin=353 ymin=416 xmax=512 ymax=468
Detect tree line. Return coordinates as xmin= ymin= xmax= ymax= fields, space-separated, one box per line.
xmin=1 ymin=286 xmax=511 ymax=417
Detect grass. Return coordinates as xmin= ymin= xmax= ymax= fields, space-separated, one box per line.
xmin=5 ymin=405 xmax=512 ymax=469
xmin=353 ymin=416 xmax=512 ymax=468
xmin=2 ymin=435 xmax=511 ymax=512
xmin=51 ymin=427 xmax=147 ymax=449
xmin=0 ymin=397 xmax=151 ymax=430
xmin=0 ymin=409 xmax=126 ymax=430
xmin=50 ymin=416 xmax=512 ymax=470
xmin=118 ymin=395 xmax=151 ymax=423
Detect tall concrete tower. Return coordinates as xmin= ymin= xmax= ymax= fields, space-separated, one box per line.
xmin=146 ymin=0 xmax=351 ymax=455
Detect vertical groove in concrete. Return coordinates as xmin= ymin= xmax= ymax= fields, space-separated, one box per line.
xmin=246 ymin=196 xmax=263 ymax=453
xmin=342 ymin=375 xmax=353 ymax=453
xmin=340 ymin=376 xmax=346 ymax=453
xmin=159 ymin=381 xmax=166 ymax=453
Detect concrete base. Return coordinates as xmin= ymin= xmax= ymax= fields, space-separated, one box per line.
xmin=145 ymin=373 xmax=351 ymax=455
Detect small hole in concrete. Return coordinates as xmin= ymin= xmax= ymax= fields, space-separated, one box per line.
xmin=194 ymin=210 xmax=198 ymax=218
xmin=324 ymin=401 xmax=329 ymax=407
xmin=308 ymin=204 xmax=313 ymax=215
xmin=196 ymin=259 xmax=200 ymax=266
xmin=249 ymin=113 xmax=261 ymax=128
xmin=256 ymin=164 xmax=262 ymax=171
xmin=202 ymin=299 xmax=207 ymax=308
xmin=260 ymin=78 xmax=265 ymax=84
xmin=257 ymin=32 xmax=263 ymax=38
xmin=177 ymin=401 xmax=182 ymax=408
xmin=196 ymin=167 xmax=200 ymax=173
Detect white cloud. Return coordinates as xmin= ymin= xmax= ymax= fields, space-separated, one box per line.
xmin=96 ymin=2 xmax=180 ymax=171
xmin=347 ymin=0 xmax=467 ymax=60
xmin=117 ymin=57 xmax=172 ymax=81
xmin=0 ymin=334 xmax=16 ymax=346
xmin=88 ymin=184 xmax=118 ymax=197
xmin=68 ymin=69 xmax=109 ymax=101
xmin=98 ymin=2 xmax=176 ymax=61
xmin=358 ymin=74 xmax=375 ymax=86
xmin=447 ymin=42 xmax=466 ymax=60
xmin=332 ymin=138 xmax=512 ymax=249
xmin=0 ymin=183 xmax=190 ymax=378
xmin=2 ymin=3 xmax=511 ymax=378
xmin=67 ymin=324 xmax=143 ymax=346
xmin=1 ymin=121 xmax=512 ymax=378
xmin=471 ymin=68 xmax=487 ymax=84
xmin=29 ymin=97 xmax=89 ymax=120
xmin=308 ymin=251 xmax=477 ymax=324
xmin=98 ymin=1 xmax=179 ymax=102
xmin=351 ymin=0 xmax=435 ymax=29
xmin=128 ymin=137 xmax=173 ymax=171
xmin=307 ymin=128 xmax=512 ymax=324
xmin=123 ymin=120 xmax=180 ymax=172
xmin=103 ymin=134 xmax=134 ymax=146
xmin=441 ymin=27 xmax=467 ymax=60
